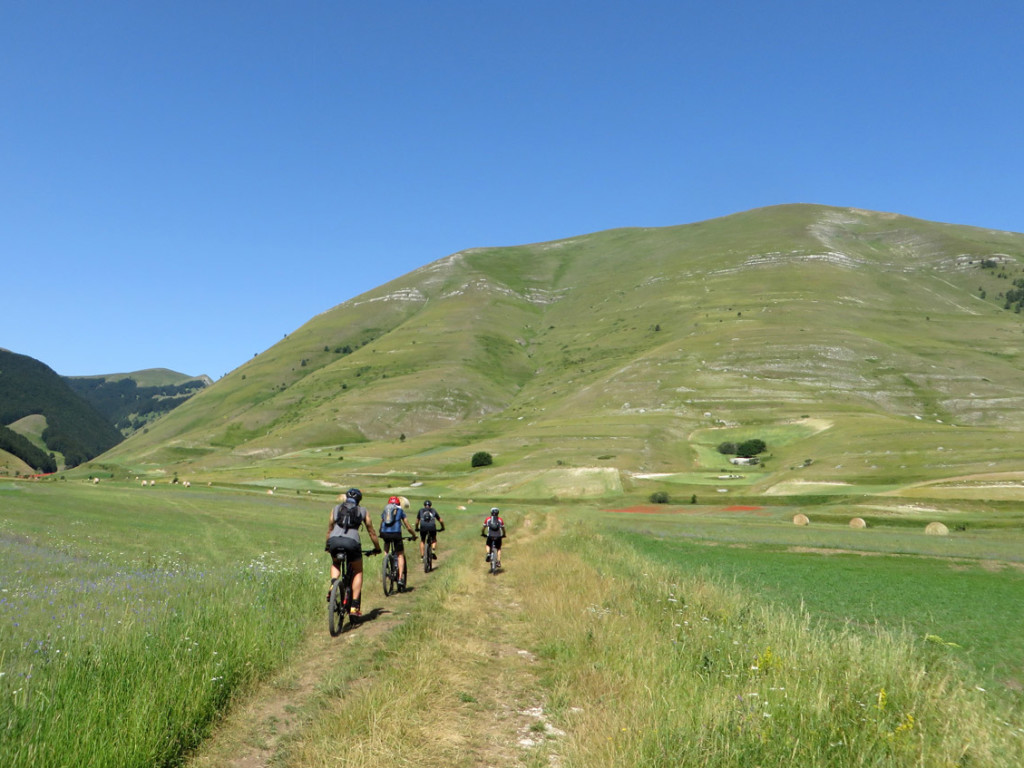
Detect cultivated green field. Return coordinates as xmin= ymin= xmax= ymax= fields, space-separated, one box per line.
xmin=2 ymin=479 xmax=1022 ymax=767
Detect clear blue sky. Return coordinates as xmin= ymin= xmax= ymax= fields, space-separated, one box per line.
xmin=3 ymin=1 xmax=1022 ymax=378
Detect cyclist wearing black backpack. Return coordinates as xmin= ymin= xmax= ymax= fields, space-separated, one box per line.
xmin=325 ymin=488 xmax=381 ymax=618
xmin=415 ymin=500 xmax=445 ymax=563
xmin=481 ymin=507 xmax=506 ymax=568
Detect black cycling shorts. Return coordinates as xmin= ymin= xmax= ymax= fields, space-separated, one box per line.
xmin=381 ymin=532 xmax=405 ymax=553
xmin=327 ymin=535 xmax=362 ymax=563
xmin=486 ymin=536 xmax=502 ymax=550
xmin=419 ymin=528 xmax=437 ymax=543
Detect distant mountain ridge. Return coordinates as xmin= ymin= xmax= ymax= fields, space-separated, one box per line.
xmin=81 ymin=205 xmax=1024 ymax=497
xmin=66 ymin=369 xmax=211 ymax=437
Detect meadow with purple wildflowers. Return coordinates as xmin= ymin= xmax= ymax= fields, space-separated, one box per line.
xmin=0 ymin=480 xmax=324 ymax=768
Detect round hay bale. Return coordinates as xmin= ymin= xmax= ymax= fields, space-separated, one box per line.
xmin=849 ymin=517 xmax=867 ymax=529
xmin=925 ymin=521 xmax=949 ymax=536
xmin=397 ymin=495 xmax=411 ymax=512
xmin=792 ymin=514 xmax=810 ymax=526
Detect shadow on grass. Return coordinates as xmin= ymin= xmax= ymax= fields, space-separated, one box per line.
xmin=343 ymin=607 xmax=388 ymax=633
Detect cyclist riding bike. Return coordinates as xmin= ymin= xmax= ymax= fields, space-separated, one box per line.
xmin=415 ymin=500 xmax=445 ymax=563
xmin=380 ymin=495 xmax=416 ymax=591
xmin=325 ymin=488 xmax=381 ymax=618
xmin=481 ymin=507 xmax=506 ymax=568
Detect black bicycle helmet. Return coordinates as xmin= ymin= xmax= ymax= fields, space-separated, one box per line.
xmin=423 ymin=500 xmax=432 ymax=507
xmin=346 ymin=487 xmax=362 ymax=504
xmin=490 ymin=507 xmax=499 ymax=515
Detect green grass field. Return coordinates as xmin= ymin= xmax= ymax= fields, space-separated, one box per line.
xmin=2 ymin=479 xmax=1022 ymax=767
xmin=601 ymin=511 xmax=1024 ymax=693
xmin=0 ymin=481 xmax=324 ymax=768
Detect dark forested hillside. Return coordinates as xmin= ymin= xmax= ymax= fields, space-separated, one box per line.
xmin=0 ymin=423 xmax=57 ymax=473
xmin=0 ymin=350 xmax=123 ymax=467
xmin=66 ymin=374 xmax=210 ymax=436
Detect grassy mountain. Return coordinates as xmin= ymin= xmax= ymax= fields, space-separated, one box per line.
xmin=0 ymin=350 xmax=124 ymax=469
xmin=66 ymin=369 xmax=212 ymax=437
xmin=92 ymin=205 xmax=1024 ymax=499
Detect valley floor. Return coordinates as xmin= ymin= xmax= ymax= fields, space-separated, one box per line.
xmin=187 ymin=509 xmax=1024 ymax=768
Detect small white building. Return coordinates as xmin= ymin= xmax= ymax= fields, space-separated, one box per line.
xmin=729 ymin=457 xmax=759 ymax=466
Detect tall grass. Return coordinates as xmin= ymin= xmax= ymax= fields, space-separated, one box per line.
xmin=526 ymin=519 xmax=1022 ymax=766
xmin=0 ymin=485 xmax=323 ymax=768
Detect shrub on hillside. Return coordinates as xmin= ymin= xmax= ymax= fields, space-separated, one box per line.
xmin=737 ymin=438 xmax=767 ymax=457
xmin=471 ymin=451 xmax=493 ymax=468
xmin=649 ymin=491 xmax=670 ymax=504
xmin=719 ymin=438 xmax=767 ymax=458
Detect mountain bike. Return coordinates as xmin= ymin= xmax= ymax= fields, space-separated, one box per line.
xmin=328 ymin=549 xmax=378 ymax=636
xmin=422 ymin=529 xmax=437 ymax=573
xmin=382 ymin=535 xmax=417 ymax=596
xmin=486 ymin=538 xmax=501 ymax=574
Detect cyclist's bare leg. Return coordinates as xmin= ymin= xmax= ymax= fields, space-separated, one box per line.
xmin=350 ymin=559 xmax=364 ymax=604
xmin=328 ymin=557 xmax=342 ymax=599
xmin=397 ymin=552 xmax=406 ymax=581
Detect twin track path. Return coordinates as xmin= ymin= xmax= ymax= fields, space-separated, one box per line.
xmin=188 ymin=510 xmax=559 ymax=768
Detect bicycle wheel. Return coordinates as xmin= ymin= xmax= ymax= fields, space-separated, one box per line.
xmin=382 ymin=552 xmax=396 ymax=596
xmin=424 ymin=534 xmax=433 ymax=573
xmin=328 ymin=580 xmax=345 ymax=636
xmin=490 ymin=542 xmax=498 ymax=574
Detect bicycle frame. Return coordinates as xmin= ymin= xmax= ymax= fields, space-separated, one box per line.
xmin=488 ymin=538 xmax=500 ymax=574
xmin=328 ymin=551 xmax=352 ymax=636
xmin=422 ymin=529 xmax=436 ymax=573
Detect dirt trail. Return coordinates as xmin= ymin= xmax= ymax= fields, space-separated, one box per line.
xmin=187 ymin=594 xmax=406 ymax=768
xmin=188 ymin=512 xmax=555 ymax=768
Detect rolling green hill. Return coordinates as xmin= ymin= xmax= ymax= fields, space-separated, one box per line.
xmin=91 ymin=205 xmax=1024 ymax=499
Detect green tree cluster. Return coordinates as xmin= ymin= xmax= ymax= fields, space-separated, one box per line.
xmin=717 ymin=438 xmax=767 ymax=458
